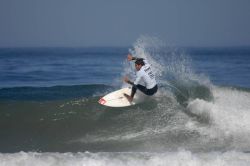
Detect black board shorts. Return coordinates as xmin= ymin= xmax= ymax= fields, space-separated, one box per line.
xmin=133 ymin=84 xmax=158 ymax=96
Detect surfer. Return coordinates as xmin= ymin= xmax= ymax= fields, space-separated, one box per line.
xmin=123 ymin=54 xmax=158 ymax=102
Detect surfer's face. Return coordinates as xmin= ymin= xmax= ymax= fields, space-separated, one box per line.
xmin=135 ymin=64 xmax=142 ymax=71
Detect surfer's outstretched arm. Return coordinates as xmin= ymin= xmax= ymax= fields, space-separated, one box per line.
xmin=127 ymin=54 xmax=141 ymax=61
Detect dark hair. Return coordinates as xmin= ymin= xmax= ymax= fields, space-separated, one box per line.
xmin=135 ymin=58 xmax=145 ymax=66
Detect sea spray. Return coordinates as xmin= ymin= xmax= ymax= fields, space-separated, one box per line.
xmin=122 ymin=36 xmax=213 ymax=103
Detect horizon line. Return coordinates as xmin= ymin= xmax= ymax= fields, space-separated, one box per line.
xmin=1 ymin=45 xmax=250 ymax=49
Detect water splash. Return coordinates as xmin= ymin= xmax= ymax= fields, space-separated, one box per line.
xmin=122 ymin=36 xmax=212 ymax=101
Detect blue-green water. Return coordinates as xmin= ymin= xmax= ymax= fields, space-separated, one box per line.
xmin=0 ymin=44 xmax=250 ymax=165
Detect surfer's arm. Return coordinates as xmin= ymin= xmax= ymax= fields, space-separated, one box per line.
xmin=123 ymin=76 xmax=135 ymax=86
xmin=127 ymin=54 xmax=142 ymax=61
xmin=127 ymin=80 xmax=134 ymax=86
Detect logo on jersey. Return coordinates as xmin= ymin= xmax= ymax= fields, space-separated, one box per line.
xmin=144 ymin=67 xmax=155 ymax=79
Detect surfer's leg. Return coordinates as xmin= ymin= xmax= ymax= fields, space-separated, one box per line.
xmin=123 ymin=85 xmax=140 ymax=102
xmin=123 ymin=93 xmax=133 ymax=102
xmin=131 ymin=85 xmax=137 ymax=98
xmin=131 ymin=84 xmax=145 ymax=97
xmin=147 ymin=85 xmax=158 ymax=96
xmin=136 ymin=85 xmax=158 ymax=96
xmin=134 ymin=84 xmax=148 ymax=95
xmin=131 ymin=84 xmax=147 ymax=97
xmin=131 ymin=84 xmax=155 ymax=98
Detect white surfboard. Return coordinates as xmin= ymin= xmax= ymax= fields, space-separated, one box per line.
xmin=98 ymin=87 xmax=146 ymax=107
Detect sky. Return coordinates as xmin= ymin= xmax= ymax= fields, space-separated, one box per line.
xmin=0 ymin=0 xmax=250 ymax=47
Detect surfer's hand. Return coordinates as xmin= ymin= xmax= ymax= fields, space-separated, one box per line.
xmin=123 ymin=76 xmax=129 ymax=83
xmin=127 ymin=54 xmax=133 ymax=61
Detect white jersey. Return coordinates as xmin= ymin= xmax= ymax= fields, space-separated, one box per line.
xmin=134 ymin=60 xmax=157 ymax=89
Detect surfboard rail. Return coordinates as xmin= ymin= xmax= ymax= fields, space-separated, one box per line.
xmin=98 ymin=87 xmax=146 ymax=107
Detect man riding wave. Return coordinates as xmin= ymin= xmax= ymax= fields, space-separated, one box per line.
xmin=123 ymin=54 xmax=158 ymax=102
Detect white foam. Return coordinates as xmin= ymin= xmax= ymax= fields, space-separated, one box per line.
xmin=186 ymin=86 xmax=250 ymax=150
xmin=1 ymin=150 xmax=250 ymax=166
xmin=187 ymin=98 xmax=213 ymax=118
xmin=117 ymin=36 xmax=250 ymax=151
xmin=211 ymin=87 xmax=250 ymax=149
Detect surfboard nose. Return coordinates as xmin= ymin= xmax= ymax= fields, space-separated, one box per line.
xmin=99 ymin=98 xmax=106 ymax=105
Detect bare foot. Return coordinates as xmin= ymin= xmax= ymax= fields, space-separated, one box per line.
xmin=123 ymin=93 xmax=133 ymax=102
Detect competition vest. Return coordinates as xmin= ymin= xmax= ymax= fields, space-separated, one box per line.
xmin=134 ymin=60 xmax=157 ymax=89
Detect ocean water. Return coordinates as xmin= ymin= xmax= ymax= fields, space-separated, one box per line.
xmin=1 ymin=38 xmax=250 ymax=165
